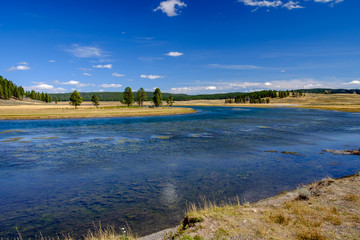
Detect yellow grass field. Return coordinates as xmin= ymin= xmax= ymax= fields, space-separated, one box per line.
xmin=0 ymin=101 xmax=195 ymax=120
xmin=174 ymin=93 xmax=360 ymax=112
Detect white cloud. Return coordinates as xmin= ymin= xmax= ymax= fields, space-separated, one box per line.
xmin=99 ymin=84 xmax=122 ymax=88
xmin=166 ymin=51 xmax=184 ymax=57
xmin=92 ymin=64 xmax=112 ymax=69
xmin=112 ymin=73 xmax=125 ymax=77
xmin=24 ymin=83 xmax=66 ymax=93
xmin=8 ymin=65 xmax=31 ymax=71
xmin=206 ymin=64 xmax=261 ymax=70
xmin=18 ymin=61 xmax=29 ymax=65
xmin=264 ymin=82 xmax=272 ymax=86
xmin=140 ymin=74 xmax=164 ymax=80
xmin=83 ymin=73 xmax=92 ymax=76
xmin=282 ymin=1 xmax=304 ymax=9
xmin=49 ymin=60 xmax=56 ymax=63
xmin=154 ymin=0 xmax=187 ymax=17
xmin=65 ymin=44 xmax=106 ymax=58
xmin=53 ymin=80 xmax=95 ymax=87
xmin=344 ymin=80 xmax=360 ymax=85
xmin=99 ymin=89 xmax=104 ymax=92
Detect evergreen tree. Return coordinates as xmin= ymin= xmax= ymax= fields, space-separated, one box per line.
xmin=0 ymin=85 xmax=4 ymax=99
xmin=55 ymin=97 xmax=58 ymax=104
xmin=137 ymin=87 xmax=147 ymax=106
xmin=30 ymin=90 xmax=36 ymax=100
xmin=166 ymin=94 xmax=174 ymax=107
xmin=152 ymin=88 xmax=162 ymax=107
xmin=69 ymin=90 xmax=82 ymax=109
xmin=91 ymin=94 xmax=100 ymax=108
xmin=122 ymin=87 xmax=134 ymax=107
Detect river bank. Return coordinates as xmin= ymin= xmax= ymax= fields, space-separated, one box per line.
xmin=143 ymin=171 xmax=360 ymax=240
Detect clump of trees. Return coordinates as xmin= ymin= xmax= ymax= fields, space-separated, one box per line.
xmin=69 ymin=90 xmax=82 ymax=109
xmin=0 ymin=75 xmax=51 ymax=103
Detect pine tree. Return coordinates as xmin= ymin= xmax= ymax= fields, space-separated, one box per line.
xmin=0 ymin=84 xmax=4 ymax=99
xmin=122 ymin=87 xmax=134 ymax=107
xmin=137 ymin=88 xmax=147 ymax=106
xmin=152 ymin=88 xmax=162 ymax=107
xmin=69 ymin=90 xmax=82 ymax=109
xmin=166 ymin=95 xmax=174 ymax=107
xmin=91 ymin=94 xmax=100 ymax=108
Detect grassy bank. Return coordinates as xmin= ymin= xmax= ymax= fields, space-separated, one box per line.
xmin=168 ymin=172 xmax=360 ymax=240
xmin=174 ymin=93 xmax=360 ymax=112
xmin=0 ymin=101 xmax=196 ymax=120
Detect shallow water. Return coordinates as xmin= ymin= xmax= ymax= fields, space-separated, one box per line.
xmin=0 ymin=107 xmax=359 ymax=237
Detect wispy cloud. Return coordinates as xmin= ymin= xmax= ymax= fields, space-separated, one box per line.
xmin=138 ymin=57 xmax=164 ymax=61
xmin=99 ymin=84 xmax=122 ymax=88
xmin=92 ymin=64 xmax=112 ymax=69
xmin=18 ymin=61 xmax=29 ymax=65
xmin=166 ymin=51 xmax=184 ymax=57
xmin=49 ymin=60 xmax=56 ymax=63
xmin=154 ymin=0 xmax=187 ymax=17
xmin=282 ymin=1 xmax=303 ymax=10
xmin=83 ymin=73 xmax=92 ymax=76
xmin=238 ymin=0 xmax=283 ymax=8
xmin=77 ymin=67 xmax=92 ymax=71
xmin=239 ymin=0 xmax=343 ymax=11
xmin=7 ymin=64 xmax=31 ymax=71
xmin=65 ymin=44 xmax=107 ymax=58
xmin=140 ymin=74 xmax=164 ymax=80
xmin=206 ymin=64 xmax=261 ymax=70
xmin=112 ymin=73 xmax=124 ymax=77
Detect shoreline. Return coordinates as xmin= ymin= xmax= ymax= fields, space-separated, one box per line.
xmin=141 ymin=171 xmax=360 ymax=240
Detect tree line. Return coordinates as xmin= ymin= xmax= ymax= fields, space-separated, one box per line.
xmin=69 ymin=87 xmax=170 ymax=108
xmin=0 ymin=76 xmax=51 ymax=103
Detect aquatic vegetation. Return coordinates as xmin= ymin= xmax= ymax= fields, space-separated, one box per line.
xmin=31 ymin=136 xmax=59 ymax=140
xmin=0 ymin=130 xmax=26 ymax=134
xmin=1 ymin=137 xmax=23 ymax=142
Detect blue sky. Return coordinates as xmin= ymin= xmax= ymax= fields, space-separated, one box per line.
xmin=1 ymin=0 xmax=359 ymax=94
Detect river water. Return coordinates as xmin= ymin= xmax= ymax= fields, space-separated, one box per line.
xmin=0 ymin=107 xmax=359 ymax=237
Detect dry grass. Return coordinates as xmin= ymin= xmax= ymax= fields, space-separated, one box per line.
xmin=11 ymin=224 xmax=136 ymax=240
xmin=0 ymin=101 xmax=195 ymax=120
xmin=169 ymin=172 xmax=360 ymax=240
xmin=174 ymin=93 xmax=360 ymax=112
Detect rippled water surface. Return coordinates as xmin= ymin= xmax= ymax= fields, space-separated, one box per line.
xmin=0 ymin=107 xmax=359 ymax=237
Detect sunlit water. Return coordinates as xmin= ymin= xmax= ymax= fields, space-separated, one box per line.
xmin=0 ymin=107 xmax=359 ymax=237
